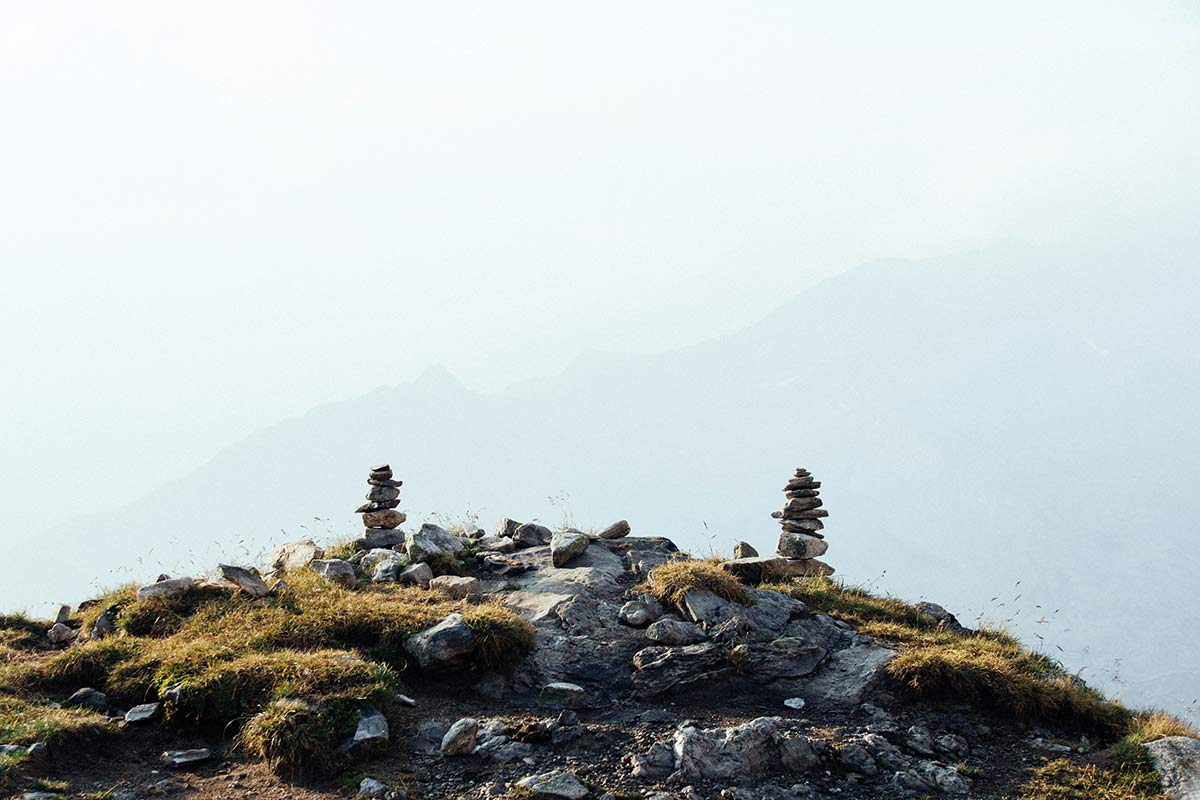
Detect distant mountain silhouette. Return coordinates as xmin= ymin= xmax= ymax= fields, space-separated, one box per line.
xmin=15 ymin=242 xmax=1199 ymax=719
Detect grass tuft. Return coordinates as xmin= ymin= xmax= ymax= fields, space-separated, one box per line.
xmin=462 ymin=604 xmax=536 ymax=671
xmin=0 ymin=694 xmax=111 ymax=747
xmin=236 ymin=698 xmax=360 ymax=776
xmin=645 ymin=558 xmax=751 ymax=608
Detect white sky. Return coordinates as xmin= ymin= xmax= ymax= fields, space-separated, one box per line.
xmin=2 ymin=1 xmax=1198 ymax=535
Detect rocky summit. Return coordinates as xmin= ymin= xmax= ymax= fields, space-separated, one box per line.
xmin=0 ymin=466 xmax=1196 ymax=800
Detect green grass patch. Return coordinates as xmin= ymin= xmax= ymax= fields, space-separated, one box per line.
xmin=237 ymin=698 xmax=361 ymax=776
xmin=645 ymin=558 xmax=751 ymax=608
xmin=1008 ymin=748 xmax=1166 ymax=799
xmin=0 ymin=694 xmax=111 ymax=746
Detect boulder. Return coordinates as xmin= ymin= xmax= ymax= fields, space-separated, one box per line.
xmin=540 ymin=682 xmax=587 ymax=708
xmin=430 ymin=575 xmax=481 ymax=599
xmin=682 ymin=589 xmax=735 ymax=623
xmin=265 ymin=540 xmax=324 ymax=573
xmin=404 ymin=613 xmax=476 ymax=670
xmin=515 ymin=770 xmax=590 ymax=800
xmin=493 ymin=518 xmax=522 ymax=539
xmin=838 ymin=742 xmax=878 ymax=776
xmin=1146 ymin=736 xmax=1200 ymax=800
xmin=64 ymin=687 xmax=109 ymax=713
xmin=218 ymin=564 xmax=271 ymax=598
xmin=914 ymin=601 xmax=969 ymax=634
xmin=311 ymin=559 xmax=357 ymax=587
xmin=407 ymin=524 xmax=465 ymax=563
xmin=776 ymin=531 xmax=828 ymax=560
xmin=339 ymin=707 xmax=389 ymax=754
xmin=53 ymin=604 xmax=72 ymax=625
xmin=598 ymin=520 xmax=631 ymax=539
xmin=478 ymin=535 xmax=517 ymax=553
xmin=136 ymin=577 xmax=194 ymax=601
xmin=645 ymin=619 xmax=708 ymax=646
xmin=399 ymin=562 xmax=434 ymax=587
xmin=550 ymin=531 xmax=590 ymax=567
xmin=514 ymin=523 xmax=553 ymax=548
xmin=372 ymin=560 xmax=402 ymax=583
xmin=440 ymin=717 xmax=479 ymax=756
xmin=721 ymin=556 xmax=792 ymax=585
xmin=618 ymin=600 xmax=659 ymax=627
xmin=630 ymin=741 xmax=675 ymax=779
xmin=632 ymin=643 xmax=731 ymax=697
xmin=357 ymin=778 xmax=389 ymax=798
xmin=733 ymin=541 xmax=759 ymax=559
xmin=735 ymin=637 xmax=826 ymax=681
xmin=674 ymin=717 xmax=788 ymax=781
xmin=360 ymin=548 xmax=404 ymax=572
xmin=801 ymin=642 xmax=895 ymax=705
xmin=46 ymin=622 xmax=77 ymax=644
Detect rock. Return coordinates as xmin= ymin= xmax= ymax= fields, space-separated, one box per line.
xmin=136 ymin=577 xmax=194 ymax=601
xmin=838 ymin=742 xmax=878 ymax=776
xmin=366 ymin=485 xmax=401 ymax=503
xmin=218 ymin=564 xmax=271 ymax=597
xmin=399 ymin=562 xmax=434 ymax=587
xmin=905 ymin=725 xmax=936 ymax=756
xmin=550 ymin=531 xmax=590 ymax=567
xmin=914 ymin=601 xmax=968 ymax=634
xmin=737 ymin=637 xmax=826 ymax=681
xmin=776 ymin=532 xmax=828 ymax=559
xmin=910 ymin=760 xmax=972 ymax=795
xmin=645 ymin=619 xmax=708 ymax=645
xmin=125 ymin=702 xmax=162 ymax=724
xmin=0 ymin=744 xmax=26 ymax=756
xmin=361 ymin=548 xmax=403 ymax=571
xmin=631 ymin=741 xmax=675 ymax=779
xmin=541 ymin=682 xmax=587 ymax=708
xmin=404 ymin=613 xmax=476 ymax=670
xmin=46 ymin=622 xmax=77 ymax=644
xmin=515 ymin=770 xmax=590 ymax=800
xmin=265 ymin=540 xmax=324 ymax=573
xmin=682 ymin=589 xmax=735 ymax=623
xmin=430 ymin=575 xmax=481 ymax=599
xmin=493 ymin=518 xmax=522 ymax=538
xmin=372 ymin=560 xmax=402 ymax=583
xmin=935 ymin=732 xmax=970 ymax=757
xmin=339 ymin=707 xmax=389 ymax=753
xmin=1146 ymin=736 xmax=1200 ymax=800
xmin=362 ymin=509 xmax=407 ymax=529
xmin=370 ymin=464 xmax=393 ymax=478
xmin=780 ymin=519 xmax=824 ymax=533
xmin=161 ymin=748 xmax=212 ymax=767
xmin=598 ymin=520 xmax=631 ymax=539
xmin=52 ymin=604 xmax=72 ymax=625
xmin=441 ymin=717 xmax=479 ymax=756
xmin=557 ymin=709 xmax=578 ymax=726
xmin=783 ymin=697 xmax=806 ymax=710
xmin=618 ymin=600 xmax=658 ymax=627
xmin=358 ymin=529 xmax=406 ymax=550
xmin=673 ymin=717 xmax=789 ymax=780
xmin=311 ymin=559 xmax=357 ymax=587
xmin=800 ymin=642 xmax=895 ymax=705
xmin=478 ymin=535 xmax=517 ymax=553
xmin=64 ymin=687 xmax=108 ymax=713
xmin=720 ymin=556 xmax=792 ymax=585
xmin=358 ymin=778 xmax=389 ymax=798
xmin=733 ymin=541 xmax=758 ymax=558
xmin=632 ymin=643 xmax=731 ymax=696
xmin=514 ymin=522 xmax=553 ymax=548
xmin=407 ymin=524 xmax=465 ymax=563
xmin=91 ymin=609 xmax=115 ymax=638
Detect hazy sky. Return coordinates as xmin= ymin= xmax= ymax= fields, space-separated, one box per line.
xmin=2 ymin=2 xmax=1198 ymax=537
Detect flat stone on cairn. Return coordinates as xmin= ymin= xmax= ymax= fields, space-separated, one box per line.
xmin=357 ymin=464 xmax=407 ymax=542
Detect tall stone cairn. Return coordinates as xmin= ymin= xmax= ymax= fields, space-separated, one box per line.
xmin=771 ymin=467 xmax=834 ymax=576
xmin=354 ymin=464 xmax=407 ymax=546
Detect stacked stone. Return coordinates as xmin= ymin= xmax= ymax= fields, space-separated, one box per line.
xmin=354 ymin=464 xmax=407 ymax=546
xmin=773 ymin=467 xmax=833 ymax=575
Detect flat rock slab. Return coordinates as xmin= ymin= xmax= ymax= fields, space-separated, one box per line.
xmin=162 ymin=748 xmax=213 ymax=767
xmin=800 ymin=641 xmax=896 ymax=705
xmin=516 ymin=769 xmax=590 ymax=800
xmin=125 ymin=702 xmax=162 ymax=724
xmin=136 ymin=577 xmax=194 ymax=601
xmin=1147 ymin=736 xmax=1200 ymax=800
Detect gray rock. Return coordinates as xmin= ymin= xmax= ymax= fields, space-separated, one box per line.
xmin=429 ymin=575 xmax=481 ymax=599
xmin=859 ymin=733 xmax=909 ymax=770
xmin=673 ymin=717 xmax=789 ymax=780
xmin=361 ymin=548 xmax=403 ymax=572
xmin=914 ymin=601 xmax=968 ymax=634
xmin=362 ymin=509 xmax=406 ymax=529
xmin=631 ymin=741 xmax=675 ymax=779
xmin=372 ymin=560 xmax=402 ymax=583
xmin=136 ymin=577 xmax=194 ymax=601
xmin=52 ymin=604 xmax=72 ymax=625
xmin=935 ymin=732 xmax=970 ymax=757
xmin=161 ymin=748 xmax=212 ymax=767
xmin=550 ymin=531 xmax=590 ymax=567
xmin=311 ymin=559 xmax=357 ymax=587
xmin=218 ymin=564 xmax=271 ymax=597
xmin=776 ymin=532 xmax=828 ymax=560
xmin=125 ymin=702 xmax=162 ymax=724
xmin=905 ymin=725 xmax=936 ymax=756
xmin=779 ymin=734 xmax=820 ymax=771
xmin=265 ymin=540 xmax=324 ymax=573
xmin=404 ymin=613 xmax=476 ymax=670
xmin=540 ymin=682 xmax=586 ymax=708
xmin=339 ymin=707 xmax=389 ymax=753
xmin=682 ymin=588 xmax=735 ymax=623
xmin=399 ymin=562 xmax=434 ymax=588
xmin=911 ymin=760 xmax=972 ymax=795
xmin=598 ymin=520 xmax=631 ymax=539
xmin=645 ymin=619 xmax=708 ymax=646
xmin=366 ymin=485 xmax=401 ymax=503
xmin=357 ymin=529 xmax=406 ymax=550
xmin=732 ymin=541 xmax=759 ymax=558
xmin=515 ymin=770 xmax=590 ymax=800
xmin=358 ymin=778 xmax=389 ymax=798
xmin=64 ymin=687 xmax=108 ymax=713
xmin=720 ymin=557 xmax=792 ymax=585
xmin=478 ymin=535 xmax=517 ymax=553
xmin=618 ymin=600 xmax=658 ymax=627
xmin=440 ymin=717 xmax=479 ymax=756
xmin=632 ymin=643 xmax=731 ymax=696
xmin=838 ymin=742 xmax=878 ymax=776
xmin=514 ymin=523 xmax=553 ymax=548
xmin=1147 ymin=736 xmax=1200 ymax=800
xmin=493 ymin=518 xmax=522 ymax=539
xmin=407 ymin=524 xmax=465 ymax=563
xmin=46 ymin=622 xmax=77 ymax=644
xmin=800 ymin=641 xmax=895 ymax=705
xmin=737 ymin=637 xmax=826 ymax=681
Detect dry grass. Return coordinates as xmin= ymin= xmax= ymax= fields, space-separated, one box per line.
xmin=1126 ymin=709 xmax=1199 ymax=744
xmin=1010 ymin=754 xmax=1167 ymax=800
xmin=767 ymin=577 xmax=1127 ymax=735
xmin=0 ymin=566 xmax=533 ymax=777
xmin=645 ymin=558 xmax=751 ymax=608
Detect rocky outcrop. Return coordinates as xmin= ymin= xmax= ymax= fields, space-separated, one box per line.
xmin=1147 ymin=737 xmax=1200 ymax=800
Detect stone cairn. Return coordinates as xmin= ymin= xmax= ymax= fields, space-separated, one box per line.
xmin=354 ymin=464 xmax=407 ymax=547
xmin=771 ymin=466 xmax=833 ymax=575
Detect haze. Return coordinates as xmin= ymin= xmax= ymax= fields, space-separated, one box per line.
xmin=2 ymin=2 xmax=1199 ymax=715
